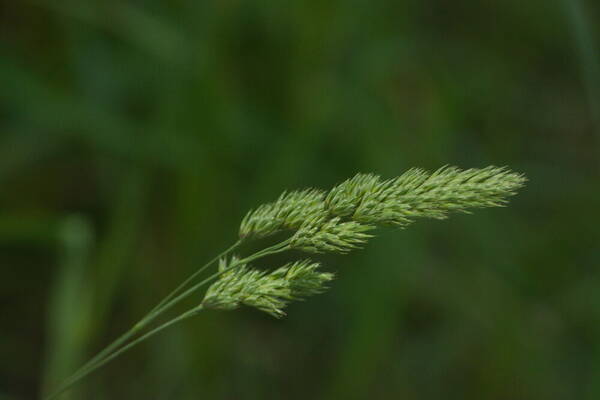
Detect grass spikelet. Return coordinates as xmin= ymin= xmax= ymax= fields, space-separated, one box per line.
xmin=290 ymin=217 xmax=375 ymax=254
xmin=239 ymin=189 xmax=327 ymax=239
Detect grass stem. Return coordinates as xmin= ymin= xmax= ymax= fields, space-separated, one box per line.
xmin=45 ymin=239 xmax=289 ymax=399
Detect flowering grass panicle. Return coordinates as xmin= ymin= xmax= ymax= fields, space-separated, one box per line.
xmin=47 ymin=165 xmax=525 ymax=400
xmin=239 ymin=166 xmax=526 ymax=255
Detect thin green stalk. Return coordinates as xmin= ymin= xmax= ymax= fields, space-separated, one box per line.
xmin=147 ymin=240 xmax=242 ymax=317
xmin=238 ymin=239 xmax=291 ymax=264
xmin=46 ymin=239 xmax=290 ymax=399
xmin=136 ymin=239 xmax=291 ymax=321
xmin=53 ymin=240 xmax=241 ymax=395
xmin=45 ymin=306 xmax=203 ymax=400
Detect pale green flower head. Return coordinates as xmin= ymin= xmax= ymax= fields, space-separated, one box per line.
xmin=238 ymin=166 xmax=525 ymax=256
xmin=381 ymin=166 xmax=527 ymax=223
xmin=334 ymin=166 xmax=526 ymax=226
xmin=202 ymin=258 xmax=334 ymax=318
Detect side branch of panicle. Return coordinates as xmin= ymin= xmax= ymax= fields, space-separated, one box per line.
xmin=327 ymin=166 xmax=526 ymax=227
xmin=202 ymin=257 xmax=334 ymax=318
xmin=238 ymin=166 xmax=526 ymax=254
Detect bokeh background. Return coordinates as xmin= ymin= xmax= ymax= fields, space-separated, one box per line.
xmin=1 ymin=0 xmax=599 ymax=399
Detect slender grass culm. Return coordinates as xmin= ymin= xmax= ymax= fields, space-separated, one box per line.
xmin=45 ymin=166 xmax=526 ymax=399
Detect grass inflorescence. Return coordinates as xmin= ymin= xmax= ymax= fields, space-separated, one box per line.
xmin=46 ymin=165 xmax=525 ymax=399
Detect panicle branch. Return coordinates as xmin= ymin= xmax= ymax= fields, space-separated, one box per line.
xmin=202 ymin=257 xmax=334 ymax=318
xmin=239 ymin=166 xmax=526 ymax=255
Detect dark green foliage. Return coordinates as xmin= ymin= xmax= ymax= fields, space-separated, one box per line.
xmin=1 ymin=0 xmax=599 ymax=399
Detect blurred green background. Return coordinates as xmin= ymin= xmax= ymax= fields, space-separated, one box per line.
xmin=1 ymin=0 xmax=599 ymax=399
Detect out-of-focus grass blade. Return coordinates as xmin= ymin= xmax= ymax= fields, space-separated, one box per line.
xmin=91 ymin=168 xmax=147 ymax=329
xmin=561 ymin=2 xmax=600 ymax=395
xmin=561 ymin=0 xmax=600 ymax=135
xmin=41 ymin=215 xmax=94 ymax=399
xmin=40 ymin=171 xmax=148 ymax=399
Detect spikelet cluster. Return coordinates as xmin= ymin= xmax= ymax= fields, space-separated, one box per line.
xmin=219 ymin=166 xmax=524 ymax=318
xmin=290 ymin=217 xmax=374 ymax=253
xmin=239 ymin=166 xmax=525 ymax=252
xmin=336 ymin=166 xmax=526 ymax=226
xmin=239 ymin=189 xmax=327 ymax=239
xmin=202 ymin=257 xmax=334 ymax=318
xmin=325 ymin=173 xmax=382 ymax=217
